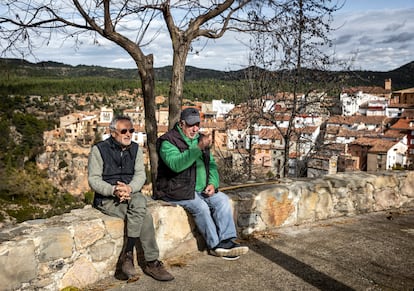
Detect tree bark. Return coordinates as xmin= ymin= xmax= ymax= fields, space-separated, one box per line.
xmin=136 ymin=55 xmax=158 ymax=186
xmin=168 ymin=42 xmax=190 ymax=128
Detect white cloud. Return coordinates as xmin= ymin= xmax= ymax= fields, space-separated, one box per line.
xmin=330 ymin=7 xmax=414 ymax=71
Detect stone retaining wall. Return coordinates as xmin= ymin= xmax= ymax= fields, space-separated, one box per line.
xmin=1 ymin=171 xmax=413 ymax=290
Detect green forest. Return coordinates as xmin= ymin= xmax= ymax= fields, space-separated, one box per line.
xmin=0 ymin=75 xmax=249 ymax=103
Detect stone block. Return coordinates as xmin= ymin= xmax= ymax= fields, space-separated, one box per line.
xmin=60 ymin=256 xmax=99 ymax=289
xmin=37 ymin=258 xmax=64 ymax=278
xmin=73 ymin=219 xmax=105 ymax=250
xmin=372 ymin=173 xmax=399 ymax=189
xmin=101 ymin=215 xmax=124 ymax=239
xmin=151 ymin=204 xmax=196 ymax=258
xmin=400 ymin=171 xmax=414 ymax=198
xmin=233 ymin=194 xmax=257 ymax=214
xmin=38 ymin=227 xmax=73 ymax=262
xmin=90 ymin=241 xmax=116 ymax=262
xmin=255 ymin=187 xmax=295 ymax=228
xmin=314 ymin=188 xmax=334 ymax=220
xmin=373 ymin=189 xmax=400 ymax=211
xmin=0 ymin=240 xmax=37 ymax=290
xmin=353 ymin=183 xmax=375 ymax=213
xmin=297 ymin=190 xmax=319 ymax=223
xmin=237 ymin=212 xmax=260 ymax=228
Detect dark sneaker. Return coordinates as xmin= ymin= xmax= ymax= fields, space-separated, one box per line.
xmin=121 ymin=251 xmax=140 ymax=283
xmin=211 ymin=239 xmax=249 ymax=257
xmin=144 ymin=260 xmax=174 ymax=281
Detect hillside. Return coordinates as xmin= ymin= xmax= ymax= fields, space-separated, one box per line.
xmin=337 ymin=61 xmax=414 ymax=90
xmin=0 ymin=58 xmax=225 ymax=81
xmin=1 ymin=58 xmax=413 ymax=90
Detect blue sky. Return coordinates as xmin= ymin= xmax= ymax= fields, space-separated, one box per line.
xmin=1 ymin=0 xmax=413 ymax=72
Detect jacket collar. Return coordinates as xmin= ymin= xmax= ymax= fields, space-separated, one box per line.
xmin=108 ymin=136 xmax=132 ymax=152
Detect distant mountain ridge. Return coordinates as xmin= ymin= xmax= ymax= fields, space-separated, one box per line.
xmin=1 ymin=58 xmax=413 ymax=90
xmin=0 ymin=58 xmax=227 ymax=80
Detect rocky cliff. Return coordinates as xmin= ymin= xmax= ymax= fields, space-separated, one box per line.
xmin=37 ymin=141 xmax=91 ymax=197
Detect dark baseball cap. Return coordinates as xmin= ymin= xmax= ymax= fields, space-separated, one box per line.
xmin=180 ymin=107 xmax=200 ymax=125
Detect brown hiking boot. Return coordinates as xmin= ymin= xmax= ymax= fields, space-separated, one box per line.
xmin=144 ymin=260 xmax=174 ymax=281
xmin=121 ymin=251 xmax=140 ymax=282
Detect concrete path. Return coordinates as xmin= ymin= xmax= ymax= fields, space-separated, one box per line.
xmin=87 ymin=208 xmax=414 ymax=291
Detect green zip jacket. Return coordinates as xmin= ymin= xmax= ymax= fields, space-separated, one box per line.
xmin=159 ymin=125 xmax=220 ymax=192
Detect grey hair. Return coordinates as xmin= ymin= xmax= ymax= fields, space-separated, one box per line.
xmin=109 ymin=115 xmax=133 ymax=131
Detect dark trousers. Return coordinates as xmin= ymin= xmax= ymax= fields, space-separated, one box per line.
xmin=95 ymin=192 xmax=159 ymax=261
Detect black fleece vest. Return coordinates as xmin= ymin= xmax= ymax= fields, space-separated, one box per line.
xmin=154 ymin=124 xmax=210 ymax=201
xmin=93 ymin=137 xmax=138 ymax=205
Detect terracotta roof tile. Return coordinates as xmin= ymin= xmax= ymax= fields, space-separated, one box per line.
xmin=382 ymin=129 xmax=406 ymax=139
xmin=294 ymin=126 xmax=318 ymax=134
xmin=324 ymin=143 xmax=346 ymax=152
xmin=336 ymin=127 xmax=380 ymax=138
xmin=350 ymin=137 xmax=375 ymax=146
xmin=327 ymin=115 xmax=386 ymax=125
xmin=226 ymin=116 xmax=248 ymax=130
xmin=350 ymin=137 xmax=398 ymax=153
xmin=202 ymin=120 xmax=226 ymax=130
xmin=259 ymin=128 xmax=283 ymax=139
xmin=368 ymin=139 xmax=398 ymax=153
xmin=390 ymin=118 xmax=414 ymax=130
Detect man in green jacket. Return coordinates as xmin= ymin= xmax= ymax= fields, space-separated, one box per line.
xmin=154 ymin=108 xmax=249 ymax=260
xmin=88 ymin=115 xmax=174 ymax=282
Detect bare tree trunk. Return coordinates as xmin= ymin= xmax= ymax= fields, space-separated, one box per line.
xmin=101 ymin=36 xmax=158 ymax=187
xmin=282 ymin=0 xmax=303 ymax=178
xmin=136 ymin=55 xmax=158 ymax=186
xmin=168 ymin=42 xmax=190 ymax=128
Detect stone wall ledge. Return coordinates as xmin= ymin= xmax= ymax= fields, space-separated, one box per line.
xmin=1 ymin=171 xmax=413 ymax=290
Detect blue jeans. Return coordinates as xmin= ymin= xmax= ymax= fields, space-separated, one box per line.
xmin=162 ymin=191 xmax=237 ymax=249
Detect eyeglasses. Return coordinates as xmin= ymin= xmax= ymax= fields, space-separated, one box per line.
xmin=118 ymin=128 xmax=135 ymax=134
xmin=185 ymin=122 xmax=200 ymax=128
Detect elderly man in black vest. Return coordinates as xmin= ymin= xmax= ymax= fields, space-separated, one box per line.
xmin=88 ymin=115 xmax=174 ymax=282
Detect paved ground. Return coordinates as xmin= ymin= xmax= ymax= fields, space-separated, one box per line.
xmin=87 ymin=208 xmax=414 ymax=291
